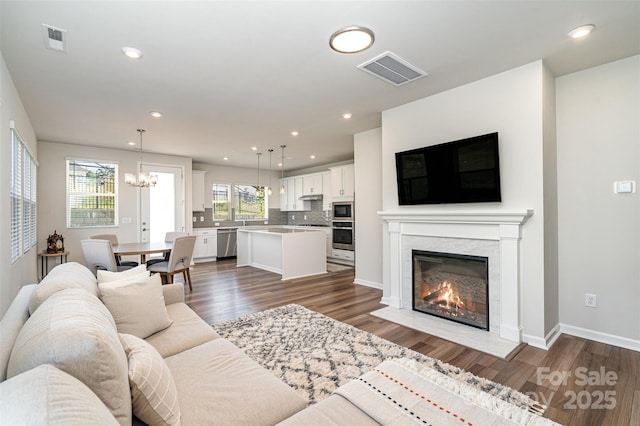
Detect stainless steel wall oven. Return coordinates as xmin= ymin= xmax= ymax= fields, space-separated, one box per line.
xmin=332 ymin=221 xmax=354 ymax=250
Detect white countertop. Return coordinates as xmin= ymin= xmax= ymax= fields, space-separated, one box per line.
xmin=237 ymin=226 xmax=325 ymax=234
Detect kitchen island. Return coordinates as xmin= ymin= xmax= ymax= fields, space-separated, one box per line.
xmin=236 ymin=227 xmax=326 ymax=280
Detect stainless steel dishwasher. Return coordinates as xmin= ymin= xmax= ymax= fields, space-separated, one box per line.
xmin=217 ymin=228 xmax=237 ymax=258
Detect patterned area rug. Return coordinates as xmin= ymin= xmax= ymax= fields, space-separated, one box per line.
xmin=212 ymin=304 xmax=545 ymax=415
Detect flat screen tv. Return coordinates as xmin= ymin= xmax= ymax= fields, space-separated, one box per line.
xmin=395 ymin=132 xmax=501 ymax=205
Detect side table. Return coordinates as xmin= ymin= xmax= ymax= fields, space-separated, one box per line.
xmin=38 ymin=251 xmax=70 ymax=281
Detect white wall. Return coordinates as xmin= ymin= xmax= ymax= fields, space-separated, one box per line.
xmin=37 ymin=141 xmax=193 ymax=267
xmin=354 ymin=128 xmax=383 ymax=289
xmin=542 ymin=64 xmax=560 ymax=335
xmin=380 ymin=61 xmax=554 ymax=345
xmin=0 ymin=53 xmax=38 ymax=317
xmin=557 ymin=55 xmax=639 ymax=346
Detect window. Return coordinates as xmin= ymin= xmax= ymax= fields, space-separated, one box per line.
xmin=234 ymin=184 xmax=268 ymax=221
xmin=10 ymin=123 xmax=37 ymax=263
xmin=212 ymin=184 xmax=231 ymax=220
xmin=67 ymin=159 xmax=117 ymax=228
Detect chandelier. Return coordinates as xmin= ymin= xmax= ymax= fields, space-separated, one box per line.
xmin=125 ymin=129 xmax=157 ymax=187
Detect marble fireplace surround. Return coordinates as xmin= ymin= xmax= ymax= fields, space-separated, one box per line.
xmin=375 ymin=210 xmax=532 ymax=358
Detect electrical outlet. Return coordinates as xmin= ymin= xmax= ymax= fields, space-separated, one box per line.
xmin=585 ymin=293 xmax=597 ymax=308
xmin=304 ymin=215 xmax=307 ymax=220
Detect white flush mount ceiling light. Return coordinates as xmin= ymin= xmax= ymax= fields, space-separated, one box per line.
xmin=568 ymin=24 xmax=596 ymax=39
xmin=121 ymin=46 xmax=143 ymax=59
xmin=330 ymin=26 xmax=375 ymax=53
xmin=150 ymin=111 xmax=162 ymax=118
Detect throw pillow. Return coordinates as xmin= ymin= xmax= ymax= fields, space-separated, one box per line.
xmin=119 ymin=333 xmax=181 ymax=426
xmin=97 ymin=271 xmax=151 ymax=296
xmin=97 ymin=263 xmax=148 ymax=283
xmin=99 ymin=274 xmax=172 ymax=339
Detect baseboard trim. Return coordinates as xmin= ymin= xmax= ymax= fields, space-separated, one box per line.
xmin=353 ymin=278 xmax=382 ymax=289
xmin=559 ymin=323 xmax=640 ymax=352
xmin=522 ymin=333 xmax=548 ymax=350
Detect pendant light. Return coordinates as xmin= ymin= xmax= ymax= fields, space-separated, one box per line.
xmin=125 ymin=129 xmax=157 ymax=187
xmin=255 ymin=152 xmax=262 ymax=196
xmin=279 ymin=145 xmax=286 ymax=194
xmin=267 ymin=149 xmax=273 ymax=196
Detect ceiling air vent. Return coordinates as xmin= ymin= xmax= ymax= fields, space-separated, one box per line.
xmin=357 ymin=51 xmax=427 ymax=86
xmin=42 ymin=24 xmax=67 ymax=52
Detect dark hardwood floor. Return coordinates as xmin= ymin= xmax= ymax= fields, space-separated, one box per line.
xmin=183 ymin=259 xmax=639 ymax=426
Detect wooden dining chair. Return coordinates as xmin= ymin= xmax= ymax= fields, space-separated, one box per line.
xmin=146 ymin=231 xmax=189 ymax=266
xmin=89 ymin=234 xmax=139 ymax=267
xmin=147 ymin=235 xmax=197 ymax=291
xmin=81 ymin=239 xmax=134 ymax=276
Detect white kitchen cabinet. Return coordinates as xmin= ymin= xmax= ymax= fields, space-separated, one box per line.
xmin=330 ymin=164 xmax=354 ymax=201
xmin=193 ymin=228 xmax=217 ymax=263
xmin=281 ymin=176 xmax=310 ymax=211
xmin=192 ymin=170 xmax=207 ymax=212
xmin=302 ymin=173 xmax=323 ymax=196
xmin=331 ymin=248 xmax=354 ymax=264
xmin=321 ymin=171 xmax=331 ymax=211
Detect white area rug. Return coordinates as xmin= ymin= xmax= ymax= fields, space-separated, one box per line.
xmin=212 ymin=304 xmax=549 ymax=422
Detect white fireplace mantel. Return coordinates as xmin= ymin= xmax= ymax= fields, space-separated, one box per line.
xmin=378 ymin=209 xmax=533 ymax=225
xmin=377 ymin=209 xmax=533 ymax=349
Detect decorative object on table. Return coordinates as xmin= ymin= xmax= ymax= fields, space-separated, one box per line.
xmin=46 ymin=231 xmax=64 ymax=253
xmin=212 ymin=304 xmax=546 ymax=416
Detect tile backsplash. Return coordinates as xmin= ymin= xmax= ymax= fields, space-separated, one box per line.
xmin=192 ymin=200 xmax=330 ymax=228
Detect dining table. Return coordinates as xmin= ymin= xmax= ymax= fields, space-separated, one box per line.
xmin=111 ymin=241 xmax=173 ymax=264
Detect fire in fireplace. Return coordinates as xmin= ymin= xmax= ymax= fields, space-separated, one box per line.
xmin=412 ymin=250 xmax=489 ymax=330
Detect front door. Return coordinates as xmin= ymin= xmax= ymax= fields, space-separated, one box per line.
xmin=140 ymin=164 xmax=185 ymax=242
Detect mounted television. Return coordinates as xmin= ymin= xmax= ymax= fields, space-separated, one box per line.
xmin=395 ymin=132 xmax=501 ymax=205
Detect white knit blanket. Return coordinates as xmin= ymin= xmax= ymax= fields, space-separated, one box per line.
xmin=334 ymin=358 xmax=559 ymax=426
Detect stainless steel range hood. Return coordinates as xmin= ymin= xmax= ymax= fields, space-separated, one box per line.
xmin=298 ymin=194 xmax=323 ymax=201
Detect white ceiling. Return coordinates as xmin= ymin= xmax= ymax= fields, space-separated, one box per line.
xmin=2 ymin=1 xmax=639 ymax=170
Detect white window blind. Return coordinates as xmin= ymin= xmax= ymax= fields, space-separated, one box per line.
xmin=67 ymin=159 xmax=118 ymax=228
xmin=10 ymin=123 xmax=37 ymax=263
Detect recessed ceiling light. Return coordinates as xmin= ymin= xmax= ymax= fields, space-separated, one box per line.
xmin=568 ymin=24 xmax=596 ymax=39
xmin=290 ymin=131 xmax=299 ymax=137
xmin=251 ymin=146 xmax=258 ymax=151
xmin=150 ymin=111 xmax=162 ymax=118
xmin=223 ymin=157 xmax=229 ymax=161
xmin=342 ymin=112 xmax=352 ymax=119
xmin=127 ymin=141 xmax=136 ymax=146
xmin=277 ymin=162 xmax=283 ymax=167
xmin=121 ymin=46 xmax=143 ymax=59
xmin=330 ymin=26 xmax=375 ymax=53
xmin=310 ymin=155 xmax=316 ymax=159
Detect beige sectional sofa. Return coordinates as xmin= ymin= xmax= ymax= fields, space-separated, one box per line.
xmin=0 ymin=262 xmax=308 ymax=425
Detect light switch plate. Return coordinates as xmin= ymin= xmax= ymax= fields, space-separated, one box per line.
xmin=122 ymin=217 xmax=132 ymax=224
xmin=614 ymin=181 xmax=635 ymax=194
